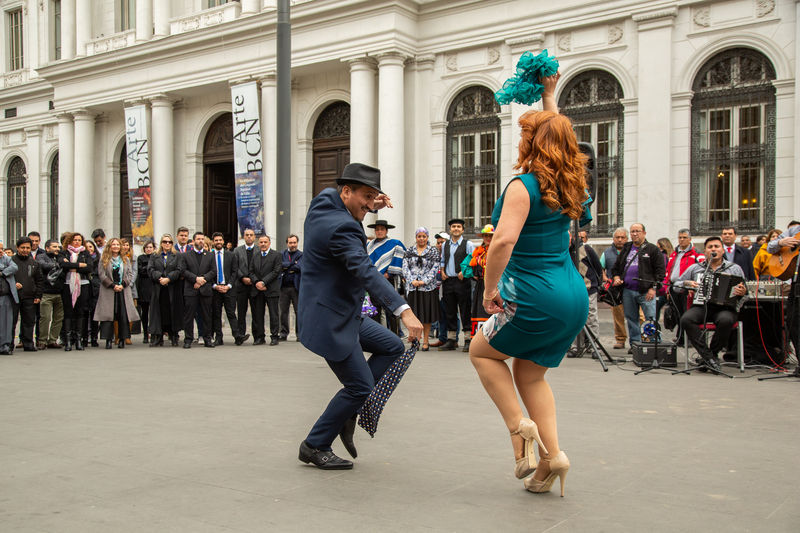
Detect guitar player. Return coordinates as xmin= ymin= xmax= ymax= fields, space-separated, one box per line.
xmin=767 ymin=220 xmax=800 ymax=375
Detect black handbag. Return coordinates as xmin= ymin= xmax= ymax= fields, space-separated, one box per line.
xmin=663 ymin=302 xmax=678 ymax=331
xmin=598 ymin=278 xmax=622 ymax=306
xmin=47 ymin=264 xmax=65 ymax=291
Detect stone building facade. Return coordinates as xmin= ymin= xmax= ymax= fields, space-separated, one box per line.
xmin=0 ymin=0 xmax=798 ymax=247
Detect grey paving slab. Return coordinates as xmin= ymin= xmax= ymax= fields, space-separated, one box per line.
xmin=1 ymin=309 xmax=798 ymax=532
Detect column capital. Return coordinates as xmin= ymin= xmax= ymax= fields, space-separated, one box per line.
xmin=124 ymin=97 xmax=149 ymax=108
xmin=149 ymin=93 xmax=176 ymax=107
xmin=505 ymin=33 xmax=545 ymax=54
xmin=342 ymin=55 xmax=377 ymax=70
xmin=229 ymin=76 xmax=258 ymax=87
xmin=375 ymin=51 xmax=410 ymax=67
xmin=72 ymin=108 xmax=97 ymax=120
xmin=413 ymin=55 xmax=436 ymax=70
xmin=632 ymin=7 xmax=677 ymax=30
xmin=55 ymin=112 xmax=74 ymax=122
xmin=258 ymin=72 xmax=277 ymax=87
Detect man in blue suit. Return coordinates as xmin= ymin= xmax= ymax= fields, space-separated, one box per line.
xmin=298 ymin=162 xmax=423 ymax=470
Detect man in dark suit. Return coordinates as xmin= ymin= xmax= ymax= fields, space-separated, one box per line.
xmin=210 ymin=232 xmax=244 ymax=346
xmin=279 ymin=234 xmax=302 ymax=341
xmin=721 ymin=226 xmax=755 ymax=280
xmin=233 ymin=229 xmax=257 ymax=343
xmin=297 ymin=162 xmax=423 ymax=470
xmin=179 ymin=231 xmax=216 ymax=348
xmin=249 ymin=235 xmax=282 ymax=346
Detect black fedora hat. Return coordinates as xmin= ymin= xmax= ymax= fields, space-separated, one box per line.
xmin=336 ymin=163 xmax=383 ymax=194
xmin=367 ymin=219 xmax=395 ymax=230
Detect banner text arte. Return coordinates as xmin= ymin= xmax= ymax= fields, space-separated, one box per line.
xmin=233 ymin=93 xmax=262 ymax=174
xmin=126 ymin=114 xmax=150 ymax=188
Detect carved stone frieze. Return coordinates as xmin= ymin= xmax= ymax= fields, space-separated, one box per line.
xmin=488 ymin=48 xmax=500 ymax=64
xmin=445 ymin=54 xmax=458 ymax=72
xmin=693 ymin=7 xmax=710 ymax=28
xmin=756 ymin=0 xmax=775 ymax=18
xmin=608 ymin=25 xmax=623 ymax=44
xmin=557 ymin=34 xmax=572 ymax=53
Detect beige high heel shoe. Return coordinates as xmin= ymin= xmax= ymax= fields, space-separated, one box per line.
xmin=524 ymin=450 xmax=569 ymax=497
xmin=510 ymin=418 xmax=548 ymax=479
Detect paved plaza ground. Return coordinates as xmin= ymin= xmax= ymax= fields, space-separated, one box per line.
xmin=1 ymin=309 xmax=798 ymax=532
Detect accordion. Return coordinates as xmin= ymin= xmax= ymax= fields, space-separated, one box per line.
xmin=708 ymin=272 xmax=745 ymax=308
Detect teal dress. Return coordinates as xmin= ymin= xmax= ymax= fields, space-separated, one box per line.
xmin=483 ymin=173 xmax=588 ymax=367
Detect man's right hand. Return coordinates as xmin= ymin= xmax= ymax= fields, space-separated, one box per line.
xmin=242 ymin=277 xmax=252 ymax=285
xmin=779 ymin=236 xmax=799 ymax=248
xmin=159 ymin=277 xmax=169 ymax=285
xmin=400 ymin=309 xmax=423 ymax=342
xmin=612 ymin=276 xmax=623 ymax=286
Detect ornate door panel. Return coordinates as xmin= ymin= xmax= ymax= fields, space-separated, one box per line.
xmin=312 ymin=102 xmax=350 ymax=197
xmin=204 ymin=162 xmax=237 ymax=242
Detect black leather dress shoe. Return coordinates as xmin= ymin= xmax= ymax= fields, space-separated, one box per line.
xmin=203 ymin=338 xmax=215 ymax=348
xmin=438 ymin=339 xmax=457 ymax=351
xmin=703 ymin=356 xmax=722 ymax=373
xmin=253 ymin=339 xmax=266 ymax=346
xmin=279 ymin=335 xmax=288 ymax=342
xmin=213 ymin=337 xmax=223 ymax=346
xmin=269 ymin=338 xmax=279 ymax=346
xmin=298 ymin=441 xmax=353 ymax=470
xmin=339 ymin=416 xmax=358 ymax=459
xmin=183 ymin=341 xmax=192 ymax=349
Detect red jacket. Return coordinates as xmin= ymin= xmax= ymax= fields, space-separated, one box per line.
xmin=663 ymin=247 xmax=704 ymax=289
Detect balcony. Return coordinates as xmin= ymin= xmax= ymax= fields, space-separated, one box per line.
xmin=86 ymin=29 xmax=136 ymax=56
xmin=170 ymin=2 xmax=243 ymax=36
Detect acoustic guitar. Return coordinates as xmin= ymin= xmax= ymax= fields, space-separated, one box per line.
xmin=767 ymin=245 xmax=799 ymax=280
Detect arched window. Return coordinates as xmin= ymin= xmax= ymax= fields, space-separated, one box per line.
xmin=691 ymin=48 xmax=776 ymax=233
xmin=49 ymin=153 xmax=59 ymax=236
xmin=312 ymin=101 xmax=350 ymax=196
xmin=6 ymin=157 xmax=27 ymax=241
xmin=446 ymin=86 xmax=501 ymax=231
xmin=559 ymin=70 xmax=624 ymax=236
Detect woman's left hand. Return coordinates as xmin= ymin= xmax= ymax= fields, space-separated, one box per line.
xmin=483 ymin=291 xmax=504 ymax=314
xmin=113 ymin=285 xmax=123 ymax=292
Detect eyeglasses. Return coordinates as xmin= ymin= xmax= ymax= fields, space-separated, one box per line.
xmin=161 ymin=240 xmax=173 ymax=244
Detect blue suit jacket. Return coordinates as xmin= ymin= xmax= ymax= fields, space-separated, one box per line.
xmin=298 ymin=188 xmax=406 ymax=362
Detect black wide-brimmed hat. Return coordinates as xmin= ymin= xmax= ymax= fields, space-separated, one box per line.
xmin=367 ymin=219 xmax=395 ymax=230
xmin=448 ymin=218 xmax=466 ymax=227
xmin=336 ymin=163 xmax=383 ymax=193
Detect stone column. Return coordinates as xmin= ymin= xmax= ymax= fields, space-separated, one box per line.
xmin=57 ymin=114 xmax=75 ymax=233
xmin=150 ymin=95 xmax=175 ymax=240
xmin=241 ymin=0 xmax=261 ymax=14
xmin=73 ymin=109 xmax=96 ymax=232
xmin=24 ymin=127 xmax=43 ymax=232
xmin=633 ymin=8 xmax=676 ymax=238
xmin=136 ymin=0 xmax=153 ymax=42
xmin=75 ymin=0 xmax=92 ymax=57
xmin=61 ymin=0 xmax=76 ymax=61
xmin=774 ymin=79 xmax=796 ymax=225
xmin=154 ymin=0 xmax=170 ymax=37
xmin=260 ymin=74 xmax=278 ymax=240
xmin=347 ymin=57 xmax=377 ymax=166
xmin=377 ymin=52 xmax=406 ymax=239
xmin=621 ymin=98 xmax=638 ymax=227
xmin=409 ymin=55 xmax=435 ymax=231
xmin=670 ymin=93 xmax=693 ymax=231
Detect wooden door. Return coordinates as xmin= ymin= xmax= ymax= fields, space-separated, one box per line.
xmin=313 ymin=139 xmax=350 ymax=197
xmin=204 ymin=162 xmax=238 ymax=242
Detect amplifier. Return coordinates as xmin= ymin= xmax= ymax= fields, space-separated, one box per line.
xmin=631 ymin=341 xmax=678 ymax=368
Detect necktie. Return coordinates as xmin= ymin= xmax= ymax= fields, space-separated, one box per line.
xmin=262 ymin=252 xmax=267 ymax=257
xmin=727 ymin=247 xmax=732 ymax=254
xmin=217 ymin=251 xmax=224 ymax=284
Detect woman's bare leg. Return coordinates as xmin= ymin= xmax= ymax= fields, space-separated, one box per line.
xmin=469 ymin=329 xmax=525 ymax=459
xmin=512 ymin=358 xmax=560 ymax=481
xmin=422 ymin=323 xmax=431 ymax=347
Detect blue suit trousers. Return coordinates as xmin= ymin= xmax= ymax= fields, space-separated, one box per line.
xmin=306 ymin=318 xmax=405 ymax=450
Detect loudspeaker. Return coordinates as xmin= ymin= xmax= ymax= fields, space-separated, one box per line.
xmin=631 ymin=341 xmax=677 ymax=368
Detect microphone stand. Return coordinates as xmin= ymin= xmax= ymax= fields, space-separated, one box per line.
xmin=569 ymin=219 xmax=618 ymax=371
xmin=672 ymin=253 xmax=733 ymax=378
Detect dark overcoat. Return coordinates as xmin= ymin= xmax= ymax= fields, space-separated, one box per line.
xmin=147 ymin=252 xmax=183 ymax=334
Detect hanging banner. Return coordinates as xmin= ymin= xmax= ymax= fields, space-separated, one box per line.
xmin=231 ymin=81 xmax=266 ymax=236
xmin=124 ymin=104 xmax=153 ymax=244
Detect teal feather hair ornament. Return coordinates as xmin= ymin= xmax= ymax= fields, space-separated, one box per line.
xmin=495 ymin=49 xmax=560 ymax=106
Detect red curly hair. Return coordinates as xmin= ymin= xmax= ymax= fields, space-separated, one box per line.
xmin=514 ymin=110 xmax=588 ymax=220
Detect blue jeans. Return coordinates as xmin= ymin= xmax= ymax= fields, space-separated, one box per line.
xmin=623 ymin=288 xmax=656 ymax=343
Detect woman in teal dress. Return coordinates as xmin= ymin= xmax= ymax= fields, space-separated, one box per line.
xmin=469 ymin=74 xmax=588 ymax=497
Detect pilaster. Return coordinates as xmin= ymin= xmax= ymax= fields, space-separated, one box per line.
xmin=377 ymin=52 xmax=408 ymax=240
xmin=24 ymin=127 xmax=43 ymax=232
xmin=73 ymin=109 xmax=96 ymax=232
xmin=56 ymin=113 xmax=75 ymax=233
xmin=149 ymin=95 xmax=175 ymax=239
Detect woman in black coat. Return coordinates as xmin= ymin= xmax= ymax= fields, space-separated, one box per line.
xmin=59 ymin=232 xmax=94 ymax=351
xmin=136 ymin=240 xmax=155 ymax=344
xmin=84 ymin=240 xmax=101 ymax=347
xmin=147 ymin=234 xmax=183 ymax=346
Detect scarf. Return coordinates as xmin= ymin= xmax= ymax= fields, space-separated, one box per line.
xmin=111 ymin=256 xmax=124 ymax=285
xmin=67 ymin=245 xmax=84 ymax=306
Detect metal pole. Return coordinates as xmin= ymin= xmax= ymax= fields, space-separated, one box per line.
xmin=276 ymin=0 xmax=291 ymax=243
